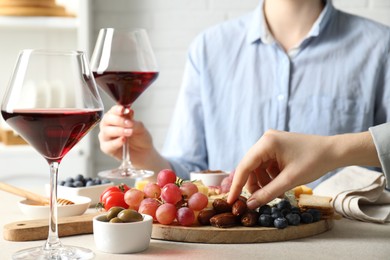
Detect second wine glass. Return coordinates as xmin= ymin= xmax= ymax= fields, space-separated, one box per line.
xmin=90 ymin=28 xmax=158 ymax=179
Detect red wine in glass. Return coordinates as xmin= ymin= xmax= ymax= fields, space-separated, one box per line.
xmin=1 ymin=49 xmax=103 ymax=259
xmin=90 ymin=28 xmax=159 ymax=179
xmin=1 ymin=109 xmax=102 ymax=163
xmin=94 ymin=71 xmax=158 ymax=106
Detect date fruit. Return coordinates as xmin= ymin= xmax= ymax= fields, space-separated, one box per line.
xmin=241 ymin=211 xmax=259 ymax=227
xmin=212 ymin=199 xmax=232 ymax=213
xmin=210 ymin=213 xmax=239 ymax=228
xmin=232 ymin=199 xmax=247 ymax=216
xmin=197 ymin=208 xmax=217 ymax=225
xmin=238 ymin=196 xmax=247 ymax=203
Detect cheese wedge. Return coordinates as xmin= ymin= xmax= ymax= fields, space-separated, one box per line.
xmin=293 ymin=185 xmax=313 ymax=198
xmin=135 ymin=180 xmax=150 ymax=191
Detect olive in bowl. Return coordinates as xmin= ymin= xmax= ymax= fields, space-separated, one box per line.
xmin=93 ymin=209 xmax=153 ymax=254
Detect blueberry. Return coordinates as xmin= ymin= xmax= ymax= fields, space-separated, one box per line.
xmin=286 ymin=213 xmax=301 ymax=226
xmin=84 ymin=177 xmax=92 ymax=186
xmin=301 ymin=212 xmax=314 ymax=224
xmin=75 ymin=174 xmax=84 ymax=182
xmin=281 ymin=208 xmax=291 ymax=217
xmin=290 ymin=206 xmax=301 ymax=214
xmin=276 ymin=199 xmax=292 ymax=211
xmin=93 ymin=179 xmax=102 ymax=185
xmin=73 ymin=181 xmax=84 ymax=187
xmin=307 ymin=209 xmax=322 ymax=222
xmin=271 ymin=211 xmax=283 ymax=219
xmin=59 ymin=180 xmax=66 ymax=186
xmin=86 ymin=180 xmax=94 ymax=187
xmin=258 ymin=205 xmax=272 ymax=215
xmin=65 ymin=177 xmax=74 ymax=183
xmin=274 ymin=217 xmax=288 ymax=229
xmin=64 ymin=181 xmax=74 ymax=187
xmin=259 ymin=214 xmax=273 ymax=227
xmin=271 ymin=207 xmax=280 ymax=214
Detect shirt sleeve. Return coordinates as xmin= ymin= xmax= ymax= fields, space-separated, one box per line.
xmin=161 ymin=35 xmax=208 ymax=180
xmin=374 ymin=31 xmax=390 ymax=125
xmin=369 ymin=123 xmax=390 ymax=190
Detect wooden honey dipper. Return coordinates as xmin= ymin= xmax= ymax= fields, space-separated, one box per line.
xmin=0 ymin=181 xmax=74 ymax=206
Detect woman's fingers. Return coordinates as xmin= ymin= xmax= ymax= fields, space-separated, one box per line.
xmin=246 ymin=171 xmax=293 ymax=209
xmin=99 ymin=124 xmax=131 ymax=141
xmin=101 ymin=111 xmax=133 ymax=128
xmin=109 ymin=105 xmax=133 ymax=116
xmin=99 ymin=106 xmax=135 ymax=140
xmin=98 ymin=105 xmax=138 ymax=158
xmin=99 ymin=136 xmax=125 ymax=157
xmin=227 ymin=139 xmax=270 ymax=204
xmin=228 ymin=130 xmax=287 ymax=206
xmin=266 ymin=161 xmax=280 ymax=179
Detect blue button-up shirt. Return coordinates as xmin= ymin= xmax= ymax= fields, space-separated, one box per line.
xmin=162 ymin=0 xmax=390 ymax=186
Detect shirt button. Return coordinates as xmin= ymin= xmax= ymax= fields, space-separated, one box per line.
xmin=277 ymin=94 xmax=284 ymax=101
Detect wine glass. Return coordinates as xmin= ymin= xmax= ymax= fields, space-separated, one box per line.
xmin=1 ymin=49 xmax=103 ymax=259
xmin=90 ymin=28 xmax=158 ymax=179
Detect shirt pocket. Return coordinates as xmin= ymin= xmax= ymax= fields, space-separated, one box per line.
xmin=290 ymin=96 xmax=367 ymax=135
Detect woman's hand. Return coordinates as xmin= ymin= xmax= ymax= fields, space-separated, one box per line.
xmin=98 ymin=105 xmax=154 ymax=164
xmin=227 ymin=130 xmax=338 ymax=209
xmin=227 ymin=129 xmax=379 ymax=209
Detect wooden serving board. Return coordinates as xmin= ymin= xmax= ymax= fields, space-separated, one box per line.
xmin=4 ymin=213 xmax=333 ymax=243
xmin=152 ymin=219 xmax=333 ymax=243
xmin=3 ymin=213 xmax=100 ymax=241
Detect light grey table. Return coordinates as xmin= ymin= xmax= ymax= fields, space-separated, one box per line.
xmin=1 ymin=189 xmax=390 ymax=260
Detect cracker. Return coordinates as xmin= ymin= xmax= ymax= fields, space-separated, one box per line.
xmin=298 ymin=194 xmax=334 ymax=216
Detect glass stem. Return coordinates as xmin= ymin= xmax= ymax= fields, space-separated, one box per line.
xmin=120 ymin=106 xmax=133 ymax=173
xmin=44 ymin=162 xmax=62 ymax=251
xmin=120 ymin=138 xmax=132 ymax=172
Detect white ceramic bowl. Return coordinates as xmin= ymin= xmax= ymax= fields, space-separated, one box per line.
xmin=93 ymin=213 xmax=153 ymax=254
xmin=18 ymin=195 xmax=91 ymax=219
xmin=190 ymin=171 xmax=230 ymax=187
xmin=45 ymin=182 xmax=113 ymax=206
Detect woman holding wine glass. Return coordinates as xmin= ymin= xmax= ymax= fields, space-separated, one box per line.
xmin=91 ymin=28 xmax=159 ymax=180
xmin=99 ymin=104 xmax=171 ymax=178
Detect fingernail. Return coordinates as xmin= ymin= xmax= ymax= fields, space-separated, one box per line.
xmin=123 ymin=108 xmax=130 ymax=115
xmin=124 ymin=119 xmax=130 ymax=126
xmin=123 ymin=129 xmax=131 ymax=135
xmin=247 ymin=199 xmax=259 ymax=209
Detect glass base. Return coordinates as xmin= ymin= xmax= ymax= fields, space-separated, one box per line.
xmin=98 ymin=166 xmax=154 ymax=180
xmin=12 ymin=245 xmax=94 ymax=260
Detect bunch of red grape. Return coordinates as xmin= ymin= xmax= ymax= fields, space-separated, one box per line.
xmin=98 ymin=169 xmax=209 ymax=226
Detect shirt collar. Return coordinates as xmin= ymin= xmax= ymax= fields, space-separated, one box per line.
xmin=246 ymin=0 xmax=336 ymax=45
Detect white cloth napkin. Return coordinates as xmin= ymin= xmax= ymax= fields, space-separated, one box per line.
xmin=313 ymin=166 xmax=390 ymax=223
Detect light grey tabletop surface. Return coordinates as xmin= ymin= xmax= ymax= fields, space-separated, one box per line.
xmin=1 ymin=189 xmax=390 ymax=260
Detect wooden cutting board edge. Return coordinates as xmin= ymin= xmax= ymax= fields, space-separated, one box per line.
xmin=3 ymin=213 xmax=100 ymax=242
xmin=152 ymin=219 xmax=333 ymax=243
xmin=3 ymin=213 xmax=333 ymax=243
